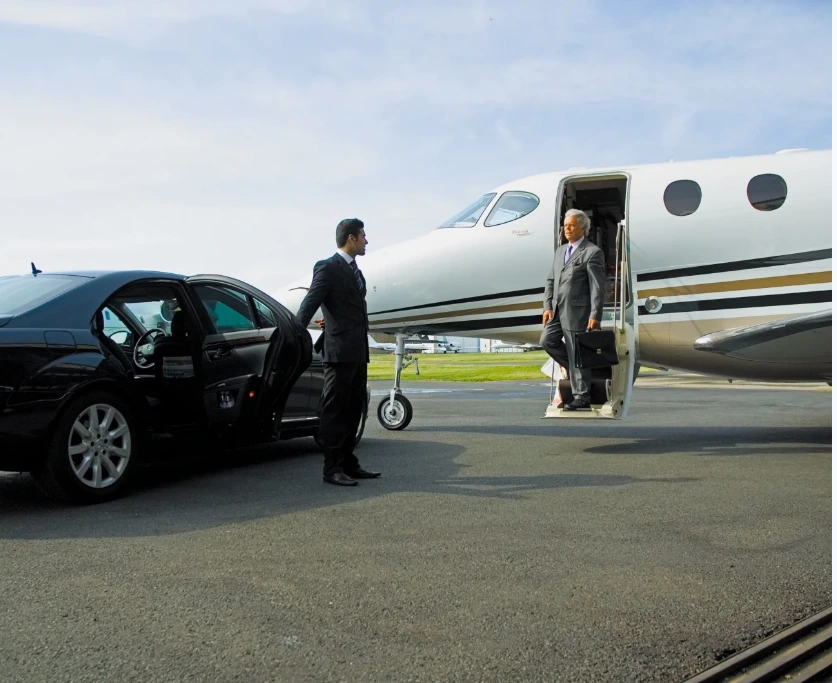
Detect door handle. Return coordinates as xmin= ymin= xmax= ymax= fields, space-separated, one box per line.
xmin=206 ymin=344 xmax=232 ymax=361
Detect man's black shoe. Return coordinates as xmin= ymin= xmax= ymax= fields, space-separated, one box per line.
xmin=345 ymin=468 xmax=381 ymax=479
xmin=563 ymin=399 xmax=592 ymax=411
xmin=323 ymin=472 xmax=358 ymax=486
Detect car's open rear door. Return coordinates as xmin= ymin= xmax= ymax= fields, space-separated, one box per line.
xmin=252 ymin=307 xmax=313 ymax=436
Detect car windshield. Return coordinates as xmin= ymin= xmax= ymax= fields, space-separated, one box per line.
xmin=0 ymin=274 xmax=87 ymax=316
xmin=437 ymin=193 xmax=496 ymax=228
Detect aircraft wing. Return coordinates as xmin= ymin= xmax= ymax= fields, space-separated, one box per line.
xmin=693 ymin=309 xmax=832 ymax=364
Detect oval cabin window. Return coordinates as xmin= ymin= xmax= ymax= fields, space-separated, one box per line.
xmin=747 ymin=174 xmax=787 ymax=211
xmin=663 ymin=180 xmax=702 ymax=216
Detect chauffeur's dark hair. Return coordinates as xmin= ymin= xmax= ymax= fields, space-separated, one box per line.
xmin=336 ymin=218 xmax=364 ymax=247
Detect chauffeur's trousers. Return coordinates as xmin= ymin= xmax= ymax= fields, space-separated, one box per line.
xmin=539 ymin=316 xmax=591 ymax=402
xmin=319 ymin=362 xmax=368 ymax=476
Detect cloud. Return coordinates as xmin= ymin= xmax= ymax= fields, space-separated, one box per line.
xmin=0 ymin=0 xmax=328 ymax=36
xmin=0 ymin=94 xmax=382 ymax=203
xmin=0 ymin=0 xmax=830 ymax=291
xmin=494 ymin=120 xmax=521 ymax=152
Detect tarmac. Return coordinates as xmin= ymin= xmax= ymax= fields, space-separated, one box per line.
xmin=0 ymin=376 xmax=831 ymax=683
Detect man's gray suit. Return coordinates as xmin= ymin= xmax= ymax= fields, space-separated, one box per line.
xmin=540 ymin=238 xmax=606 ymax=402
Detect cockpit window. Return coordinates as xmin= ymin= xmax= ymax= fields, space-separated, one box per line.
xmin=484 ymin=191 xmax=540 ymax=227
xmin=438 ymin=193 xmax=496 ymax=228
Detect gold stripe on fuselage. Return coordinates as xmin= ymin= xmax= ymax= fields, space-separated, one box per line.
xmin=636 ymin=271 xmax=831 ymax=299
xmin=369 ymin=271 xmax=831 ymax=328
xmin=370 ymin=301 xmax=542 ymax=326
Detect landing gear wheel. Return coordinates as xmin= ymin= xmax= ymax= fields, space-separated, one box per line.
xmin=377 ymin=394 xmax=412 ymax=431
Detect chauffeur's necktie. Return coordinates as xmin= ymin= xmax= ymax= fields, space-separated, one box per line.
xmin=350 ymin=259 xmax=363 ymax=291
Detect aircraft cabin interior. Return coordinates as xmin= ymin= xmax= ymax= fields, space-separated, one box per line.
xmin=557 ymin=176 xmax=628 ymax=308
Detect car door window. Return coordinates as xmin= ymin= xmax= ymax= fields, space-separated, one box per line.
xmin=107 ymin=285 xmax=188 ymax=338
xmin=192 ymin=284 xmax=257 ymax=334
xmin=101 ymin=306 xmax=134 ymax=347
xmin=122 ymin=299 xmax=180 ymax=335
xmin=253 ymin=298 xmax=277 ymax=328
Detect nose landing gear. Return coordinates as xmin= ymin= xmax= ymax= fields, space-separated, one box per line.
xmin=376 ymin=333 xmax=415 ymax=430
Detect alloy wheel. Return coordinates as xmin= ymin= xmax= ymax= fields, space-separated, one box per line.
xmin=67 ymin=403 xmax=132 ymax=489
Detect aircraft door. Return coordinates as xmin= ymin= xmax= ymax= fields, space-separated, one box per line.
xmin=544 ymin=218 xmax=637 ymax=420
xmin=546 ymin=172 xmax=637 ymax=419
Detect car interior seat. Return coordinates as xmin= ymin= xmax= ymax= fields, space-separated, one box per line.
xmin=153 ymin=309 xmax=197 ymax=381
xmin=151 ymin=308 xmax=202 ymax=425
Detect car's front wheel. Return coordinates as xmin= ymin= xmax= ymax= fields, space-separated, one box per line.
xmin=32 ymin=390 xmax=140 ymax=504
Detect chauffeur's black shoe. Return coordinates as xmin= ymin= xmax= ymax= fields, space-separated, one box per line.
xmin=345 ymin=468 xmax=381 ymax=479
xmin=323 ymin=472 xmax=358 ymax=486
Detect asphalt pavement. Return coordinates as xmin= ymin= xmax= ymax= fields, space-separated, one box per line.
xmin=0 ymin=378 xmax=831 ymax=683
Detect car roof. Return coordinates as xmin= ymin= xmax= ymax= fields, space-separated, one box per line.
xmin=3 ymin=270 xmax=188 ymax=328
xmin=3 ymin=269 xmax=285 ymax=329
xmin=35 ymin=269 xmax=188 ymax=279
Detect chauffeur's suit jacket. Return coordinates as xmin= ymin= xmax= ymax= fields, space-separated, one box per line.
xmin=296 ymin=253 xmax=370 ymax=364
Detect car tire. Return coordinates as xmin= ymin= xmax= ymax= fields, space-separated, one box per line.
xmin=354 ymin=395 xmax=369 ymax=446
xmin=32 ymin=390 xmax=140 ymax=504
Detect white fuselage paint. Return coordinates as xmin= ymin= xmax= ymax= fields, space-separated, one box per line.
xmin=277 ymin=149 xmax=831 ymax=382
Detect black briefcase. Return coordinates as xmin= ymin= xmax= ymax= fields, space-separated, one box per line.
xmin=573 ymin=330 xmax=619 ymax=369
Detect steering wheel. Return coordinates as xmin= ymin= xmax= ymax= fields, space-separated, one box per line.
xmin=133 ymin=328 xmax=164 ymax=369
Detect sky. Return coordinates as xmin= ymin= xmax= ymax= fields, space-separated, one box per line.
xmin=0 ymin=0 xmax=832 ymax=294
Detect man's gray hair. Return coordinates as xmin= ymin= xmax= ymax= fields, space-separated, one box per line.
xmin=564 ymin=208 xmax=590 ymax=235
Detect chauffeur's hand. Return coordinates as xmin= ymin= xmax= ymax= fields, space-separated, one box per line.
xmin=542 ymin=310 xmax=553 ymax=326
xmin=587 ymin=318 xmax=600 ymax=331
xmin=315 ymin=318 xmax=325 ymax=330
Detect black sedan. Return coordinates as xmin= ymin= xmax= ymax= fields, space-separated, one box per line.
xmin=0 ymin=269 xmax=370 ymax=503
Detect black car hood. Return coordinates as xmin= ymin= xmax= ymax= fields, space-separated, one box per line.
xmin=0 ymin=315 xmax=12 ymax=328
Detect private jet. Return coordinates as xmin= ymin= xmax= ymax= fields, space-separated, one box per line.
xmin=368 ymin=335 xmax=397 ymax=353
xmin=490 ymin=341 xmax=541 ymax=352
xmin=369 ymin=335 xmax=458 ymax=354
xmin=277 ymin=148 xmax=831 ymax=429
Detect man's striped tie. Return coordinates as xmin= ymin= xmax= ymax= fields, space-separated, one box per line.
xmin=350 ymin=260 xmax=363 ymax=291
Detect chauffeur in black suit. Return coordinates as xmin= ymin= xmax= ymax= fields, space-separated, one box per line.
xmin=296 ymin=218 xmax=381 ymax=487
